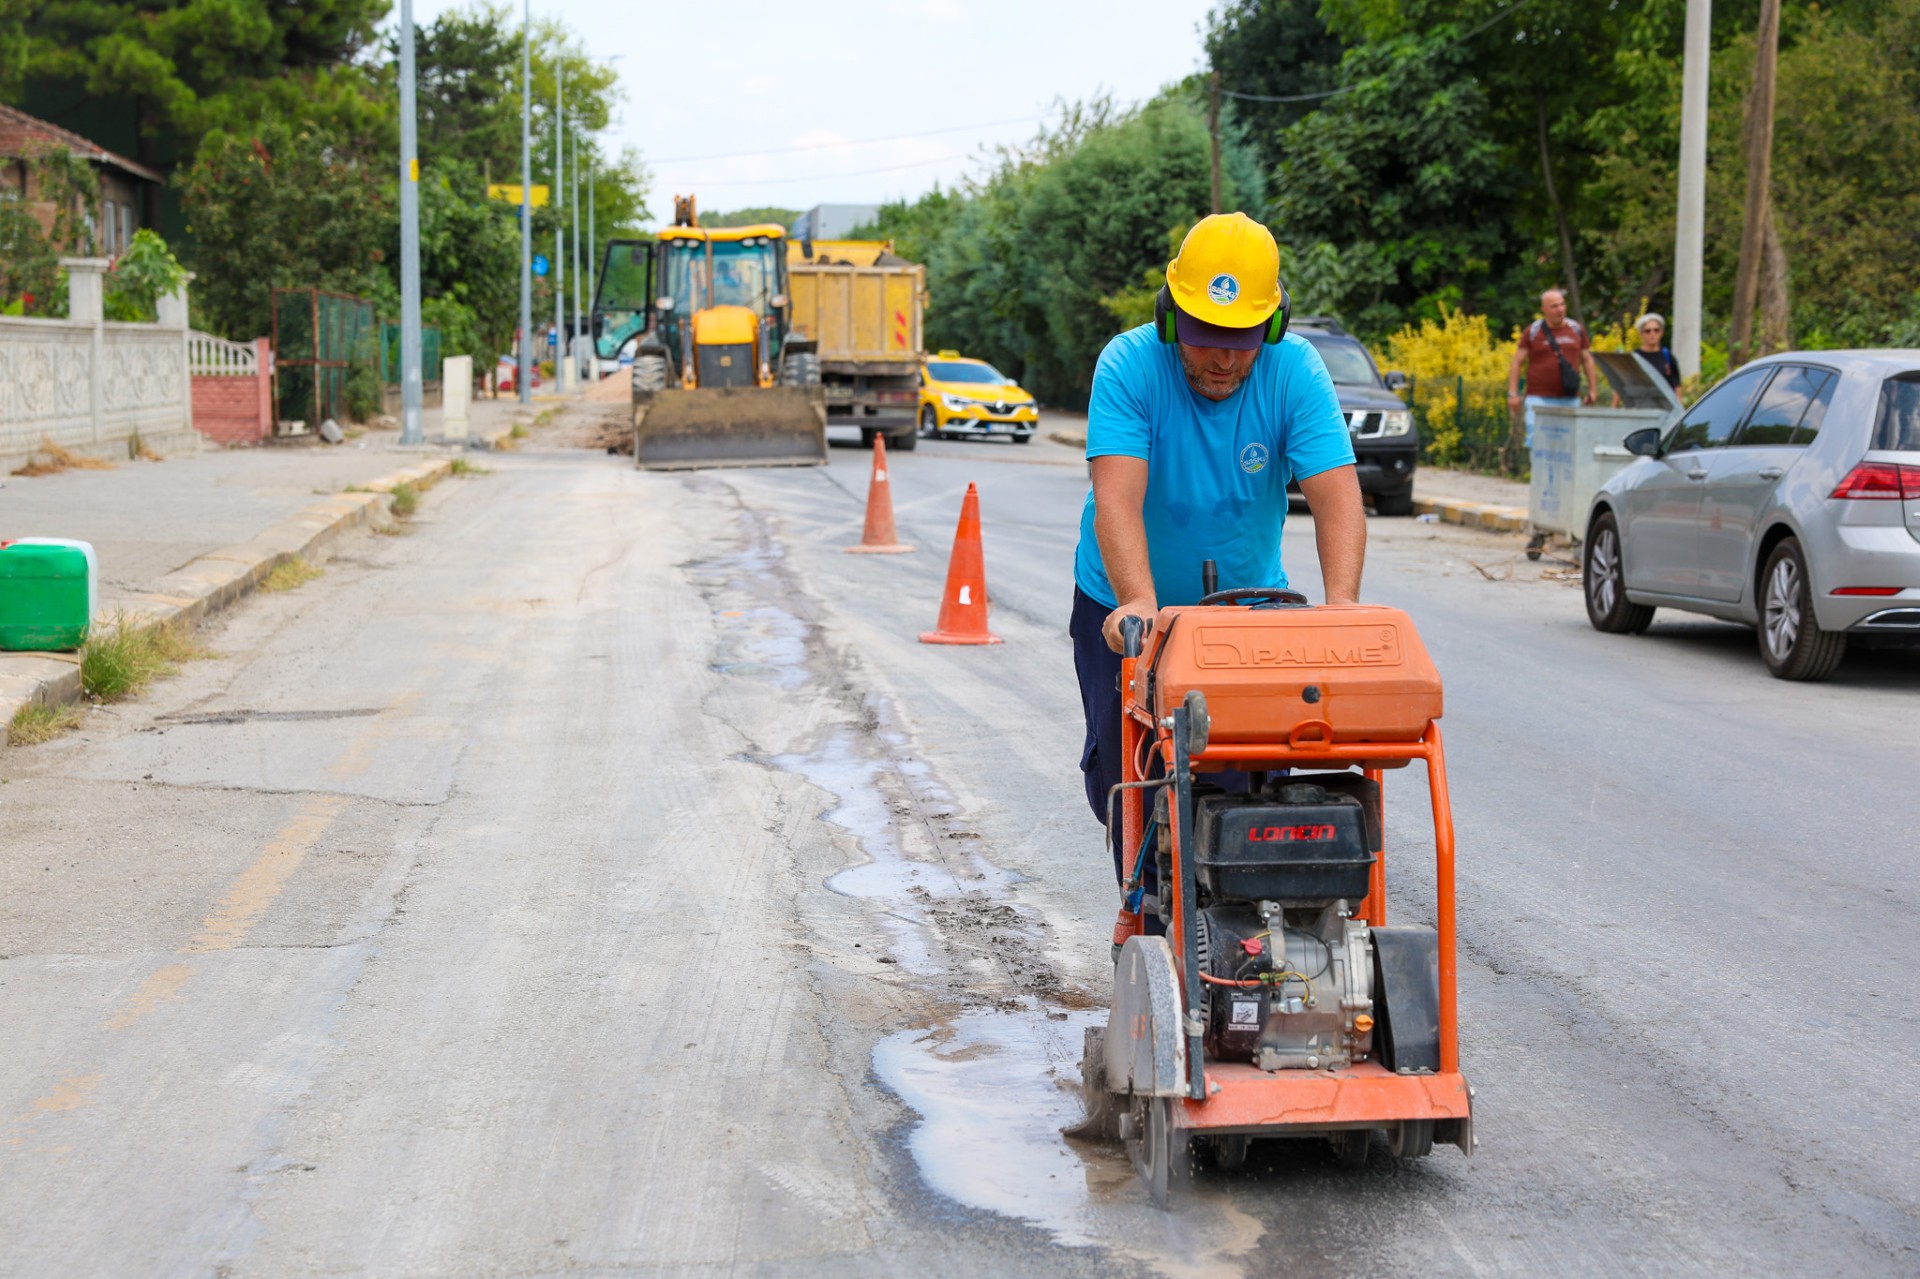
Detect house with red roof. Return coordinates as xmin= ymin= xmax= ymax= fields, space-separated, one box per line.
xmin=0 ymin=103 xmax=163 ymax=258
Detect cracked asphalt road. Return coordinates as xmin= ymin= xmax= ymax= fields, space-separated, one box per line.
xmin=2 ymin=418 xmax=1916 ymax=1276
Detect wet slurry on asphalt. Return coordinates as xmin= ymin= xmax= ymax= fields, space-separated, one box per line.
xmin=2 ymin=416 xmax=1916 ymax=1275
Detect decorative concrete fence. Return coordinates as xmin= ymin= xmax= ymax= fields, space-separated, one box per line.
xmin=0 ymin=258 xmax=200 ymax=471
xmin=188 ymin=333 xmax=274 ymax=445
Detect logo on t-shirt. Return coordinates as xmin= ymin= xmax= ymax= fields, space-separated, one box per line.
xmin=1239 ymin=442 xmax=1268 ymax=474
xmin=1207 ymin=274 xmax=1240 ymax=306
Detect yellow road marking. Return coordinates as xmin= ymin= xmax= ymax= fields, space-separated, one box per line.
xmin=102 ymin=964 xmax=195 ymax=1031
xmin=184 ymin=795 xmax=348 ymax=954
xmin=28 ymin=1073 xmax=104 ymax=1114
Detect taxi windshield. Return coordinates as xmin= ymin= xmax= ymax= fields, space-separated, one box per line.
xmin=927 ymin=360 xmax=1010 ymax=385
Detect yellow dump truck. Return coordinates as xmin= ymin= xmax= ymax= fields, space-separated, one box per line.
xmin=786 ymin=239 xmax=926 ymax=451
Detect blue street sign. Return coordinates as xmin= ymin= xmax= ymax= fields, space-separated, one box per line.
xmin=532 ymin=254 xmax=550 ymax=277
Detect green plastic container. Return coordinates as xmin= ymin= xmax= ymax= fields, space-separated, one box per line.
xmin=0 ymin=538 xmax=97 ymax=651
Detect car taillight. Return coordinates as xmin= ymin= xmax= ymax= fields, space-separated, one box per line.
xmin=1829 ymin=462 xmax=1920 ymax=499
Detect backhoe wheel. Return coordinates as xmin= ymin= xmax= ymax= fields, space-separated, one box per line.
xmin=632 ymin=354 xmax=669 ymax=394
xmin=919 ymin=406 xmax=942 ymax=441
xmin=1584 ymin=510 xmax=1655 ymax=634
xmin=779 ymin=352 xmax=820 ymax=387
xmin=1760 ymin=538 xmax=1846 ymax=681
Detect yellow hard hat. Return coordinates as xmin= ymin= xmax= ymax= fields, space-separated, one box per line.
xmin=1165 ymin=213 xmax=1283 ymax=329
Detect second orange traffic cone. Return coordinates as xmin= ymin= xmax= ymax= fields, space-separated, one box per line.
xmin=919 ymin=483 xmax=1002 ymax=646
xmin=844 ymin=434 xmax=913 ymax=554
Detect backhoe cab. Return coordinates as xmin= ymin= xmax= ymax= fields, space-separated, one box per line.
xmin=590 ymin=195 xmax=826 ymax=470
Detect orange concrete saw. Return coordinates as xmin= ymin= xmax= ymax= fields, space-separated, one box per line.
xmin=1064 ymin=581 xmax=1472 ymax=1203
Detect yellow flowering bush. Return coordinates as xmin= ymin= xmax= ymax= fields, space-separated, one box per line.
xmin=1371 ymin=307 xmax=1518 ymax=468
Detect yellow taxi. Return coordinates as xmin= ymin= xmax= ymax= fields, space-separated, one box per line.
xmin=918 ymin=350 xmax=1040 ymax=444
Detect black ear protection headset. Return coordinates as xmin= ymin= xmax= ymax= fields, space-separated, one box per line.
xmin=1155 ymin=282 xmax=1291 ymax=346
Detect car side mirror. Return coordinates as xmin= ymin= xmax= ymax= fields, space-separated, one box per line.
xmin=655 ymin=296 xmax=675 ymax=313
xmin=1382 ymin=370 xmax=1409 ymax=392
xmin=1624 ymin=427 xmax=1662 ymax=457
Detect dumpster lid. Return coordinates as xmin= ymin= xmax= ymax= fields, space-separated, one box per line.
xmin=1594 ymin=351 xmax=1684 ymax=413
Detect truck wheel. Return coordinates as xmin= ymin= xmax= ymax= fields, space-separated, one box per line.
xmin=1374 ymin=487 xmax=1414 ymax=517
xmin=632 ymin=354 xmax=669 ymax=394
xmin=1759 ymin=538 xmax=1846 ymax=681
xmin=780 ymin=352 xmax=821 ymax=387
xmin=889 ymin=426 xmax=918 ymax=452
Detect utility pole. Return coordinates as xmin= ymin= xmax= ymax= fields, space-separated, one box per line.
xmin=517 ymin=0 xmax=531 ymax=404
xmin=587 ymin=146 xmax=597 ymax=380
xmin=1729 ymin=0 xmax=1782 ymax=368
xmin=1672 ymin=0 xmax=1711 ymax=382
xmin=1208 ymin=71 xmax=1223 ymax=216
xmin=554 ymin=58 xmax=570 ymax=392
xmin=397 ymin=0 xmax=423 ymax=444
xmin=571 ymin=94 xmax=581 ymax=382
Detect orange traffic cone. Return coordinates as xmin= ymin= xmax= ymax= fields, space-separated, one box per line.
xmin=844 ymin=434 xmax=913 ymax=554
xmin=919 ymin=483 xmax=1002 ymax=646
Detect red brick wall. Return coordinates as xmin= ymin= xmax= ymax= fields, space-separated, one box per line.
xmin=191 ymin=340 xmax=273 ymax=445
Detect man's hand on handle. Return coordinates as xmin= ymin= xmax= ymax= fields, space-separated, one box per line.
xmin=1102 ymin=598 xmax=1157 ymax=655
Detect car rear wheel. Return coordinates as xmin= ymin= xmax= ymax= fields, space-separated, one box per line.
xmin=1584 ymin=511 xmax=1656 ymax=634
xmin=1759 ymin=538 xmax=1846 ymax=681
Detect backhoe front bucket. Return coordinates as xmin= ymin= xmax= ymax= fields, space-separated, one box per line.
xmin=632 ymin=385 xmax=828 ymax=471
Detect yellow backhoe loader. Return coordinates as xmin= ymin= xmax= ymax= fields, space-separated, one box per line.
xmin=590 ymin=196 xmax=826 ymax=470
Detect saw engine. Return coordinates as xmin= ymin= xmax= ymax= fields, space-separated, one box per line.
xmin=1188 ymin=776 xmax=1381 ymax=1072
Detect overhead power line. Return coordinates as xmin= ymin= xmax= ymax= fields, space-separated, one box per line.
xmin=1221 ymin=0 xmax=1536 ymax=105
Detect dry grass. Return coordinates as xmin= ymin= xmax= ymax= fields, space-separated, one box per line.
xmin=8 ymin=702 xmax=82 ymax=746
xmin=11 ymin=437 xmax=117 ymax=477
xmin=80 ymin=616 xmax=211 ymax=702
xmin=509 ymin=421 xmax=530 ymax=440
xmin=388 ymin=482 xmax=420 ymax=518
xmin=127 ymin=431 xmax=163 ymax=462
xmin=449 ymin=457 xmax=491 ymax=477
xmin=261 ymin=556 xmax=323 ymax=592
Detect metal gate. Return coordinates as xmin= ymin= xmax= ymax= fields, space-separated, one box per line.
xmin=271 ymin=288 xmax=376 ymax=429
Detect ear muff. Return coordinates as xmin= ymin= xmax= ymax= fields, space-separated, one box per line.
xmin=1157 ymin=282 xmax=1292 ymax=345
xmin=1265 ymin=284 xmax=1292 ymax=345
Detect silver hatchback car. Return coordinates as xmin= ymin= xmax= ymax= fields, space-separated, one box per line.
xmin=1583 ymin=350 xmax=1920 ymax=680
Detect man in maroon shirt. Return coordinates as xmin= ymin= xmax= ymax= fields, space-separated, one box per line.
xmin=1506 ymin=288 xmax=1599 ymax=446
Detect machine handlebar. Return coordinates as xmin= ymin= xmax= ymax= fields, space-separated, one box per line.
xmin=1197 ymin=587 xmax=1310 ymax=608
xmin=1120 ymin=615 xmax=1147 ymax=658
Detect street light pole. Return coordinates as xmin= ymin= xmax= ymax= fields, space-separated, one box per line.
xmin=586 ymin=146 xmax=596 ymax=379
xmin=571 ymin=96 xmax=581 ymax=379
xmin=397 ymin=0 xmax=423 ymax=443
xmin=1672 ymin=0 xmax=1710 ymax=382
xmin=554 ymin=57 xmax=570 ymax=392
xmin=517 ymin=0 xmax=531 ymax=404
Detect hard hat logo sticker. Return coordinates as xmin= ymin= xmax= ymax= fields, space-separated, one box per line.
xmin=1207 ymin=273 xmax=1240 ymax=306
xmin=1240 ymin=443 xmax=1268 ymax=474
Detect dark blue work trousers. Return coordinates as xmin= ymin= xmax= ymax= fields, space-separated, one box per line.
xmin=1071 ymin=587 xmax=1145 ymax=896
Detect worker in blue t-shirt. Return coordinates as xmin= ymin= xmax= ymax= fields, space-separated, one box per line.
xmin=1071 ymin=212 xmax=1367 ymax=888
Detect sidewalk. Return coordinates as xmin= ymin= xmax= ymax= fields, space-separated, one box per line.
xmin=0 ymin=386 xmax=580 ymax=741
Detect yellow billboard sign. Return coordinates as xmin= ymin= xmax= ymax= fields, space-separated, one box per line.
xmin=486 ymin=184 xmax=550 ymax=208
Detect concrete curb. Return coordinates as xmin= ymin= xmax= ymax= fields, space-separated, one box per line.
xmin=1414 ymin=496 xmax=1528 ymax=533
xmin=1 ymin=457 xmax=453 ymax=744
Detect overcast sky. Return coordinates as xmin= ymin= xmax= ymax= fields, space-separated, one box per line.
xmin=408 ymin=0 xmax=1221 ymax=223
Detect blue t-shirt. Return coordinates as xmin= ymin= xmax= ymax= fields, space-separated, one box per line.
xmin=1073 ymin=325 xmax=1354 ymax=608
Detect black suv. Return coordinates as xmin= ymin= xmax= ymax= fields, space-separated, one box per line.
xmin=1290 ymin=318 xmax=1418 ymax=516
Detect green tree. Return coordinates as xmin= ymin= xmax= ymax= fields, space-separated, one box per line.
xmin=1266 ymin=32 xmax=1518 ymax=336
xmin=178 ymin=123 xmax=390 ymax=340
xmin=1204 ymin=0 xmax=1345 ymax=172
